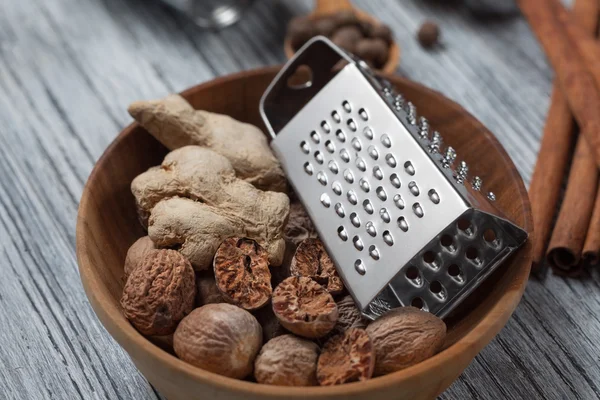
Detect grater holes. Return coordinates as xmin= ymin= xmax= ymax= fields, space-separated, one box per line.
xmin=390 ymin=173 xmax=401 ymax=189
xmin=423 ymin=251 xmax=440 ymax=269
xmin=397 ymin=216 xmax=409 ymax=232
xmin=328 ymin=160 xmax=339 ymax=174
xmin=343 ymin=169 xmax=354 ymax=183
xmin=354 ymin=259 xmax=366 ymax=275
xmin=368 ymin=245 xmax=380 ymax=260
xmin=332 ymin=181 xmax=342 ymax=196
xmin=356 ymin=157 xmax=367 ymax=172
xmin=314 ymin=151 xmax=324 ymax=164
xmin=331 ymin=111 xmax=341 ymax=123
xmin=428 ymin=189 xmax=440 ymax=205
xmin=367 ymin=145 xmax=379 ymax=160
xmin=340 ymin=148 xmax=351 ymax=163
xmin=335 ymin=203 xmax=345 ymax=218
xmin=352 ymin=137 xmax=362 ymax=151
xmin=376 ymin=186 xmax=387 ymax=201
xmin=412 ymin=202 xmax=424 ymax=218
xmin=300 ymin=141 xmax=310 ymax=154
xmin=408 ymin=181 xmax=420 ymax=196
xmin=385 ymin=154 xmax=397 ymax=168
xmin=358 ymin=108 xmax=369 ymax=121
xmin=373 ymin=166 xmax=384 ymax=180
xmin=405 ymin=266 xmax=419 ymax=279
xmin=321 ymin=121 xmax=331 ymax=133
xmin=320 ymin=193 xmax=331 ymax=208
xmin=338 ymin=226 xmax=348 ymax=241
xmin=316 ymin=171 xmax=327 ymax=186
xmin=343 ymin=100 xmax=352 ymax=113
xmin=363 ymin=199 xmax=374 ymax=214
xmin=336 ymin=129 xmax=346 ymax=143
xmin=359 ymin=178 xmax=371 ymax=193
xmin=404 ymin=161 xmax=415 ymax=176
xmin=382 ymin=230 xmax=394 ymax=246
xmin=457 ymin=218 xmax=474 ymax=236
xmin=350 ymin=212 xmax=361 ymax=228
xmin=440 ymin=234 xmax=456 ymax=252
xmin=310 ymin=131 xmax=320 ymax=143
xmin=483 ymin=228 xmax=500 ymax=248
xmin=379 ymin=208 xmax=391 ymax=223
xmin=347 ymin=119 xmax=357 ymax=132
xmin=411 ymin=297 xmax=426 ymax=311
xmin=303 ymin=162 xmax=313 ymax=176
xmin=466 ymin=247 xmax=480 ymax=264
xmin=381 ymin=134 xmax=392 ymax=148
xmin=393 ymin=194 xmax=405 ymax=210
xmin=430 ymin=281 xmax=447 ymax=301
xmin=448 ymin=264 xmax=460 ymax=277
xmin=325 ymin=140 xmax=335 ymax=154
xmin=353 ymin=235 xmax=364 ymax=251
xmin=448 ymin=264 xmax=465 ymax=284
xmin=366 ymin=222 xmax=377 ymax=237
xmin=347 ymin=190 xmax=358 ymax=205
xmin=363 ymin=126 xmax=374 ymax=140
xmin=429 ymin=281 xmax=442 ymax=294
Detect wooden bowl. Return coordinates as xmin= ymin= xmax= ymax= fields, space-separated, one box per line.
xmin=76 ymin=67 xmax=532 ymax=400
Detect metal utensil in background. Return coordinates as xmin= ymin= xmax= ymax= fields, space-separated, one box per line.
xmin=159 ymin=0 xmax=255 ymax=29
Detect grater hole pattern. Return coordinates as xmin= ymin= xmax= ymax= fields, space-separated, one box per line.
xmin=457 ymin=218 xmax=474 ymax=236
xmin=423 ymin=251 xmax=439 ymax=269
xmin=300 ymin=101 xmax=449 ymax=278
xmin=440 ymin=234 xmax=455 ymax=251
xmin=483 ymin=228 xmax=500 ymax=248
xmin=429 ymin=280 xmax=442 ymax=294
xmin=411 ymin=297 xmax=426 ymax=311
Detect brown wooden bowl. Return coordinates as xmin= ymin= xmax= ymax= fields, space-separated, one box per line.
xmin=284 ymin=1 xmax=400 ymax=74
xmin=76 ymin=67 xmax=532 ymax=400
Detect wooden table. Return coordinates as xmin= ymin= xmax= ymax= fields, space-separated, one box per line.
xmin=1 ymin=0 xmax=598 ymax=399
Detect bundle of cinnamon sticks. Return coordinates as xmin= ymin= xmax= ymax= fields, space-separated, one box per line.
xmin=519 ymin=0 xmax=600 ymax=276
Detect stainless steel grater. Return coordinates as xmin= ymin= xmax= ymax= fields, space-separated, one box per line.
xmin=260 ymin=37 xmax=528 ymax=320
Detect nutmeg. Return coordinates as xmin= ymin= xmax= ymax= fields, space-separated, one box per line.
xmin=417 ymin=21 xmax=441 ymax=49
xmin=254 ymin=334 xmax=319 ymax=386
xmin=355 ymin=38 xmax=389 ymax=68
xmin=333 ymin=10 xmax=360 ymax=28
xmin=290 ymin=238 xmax=343 ymax=294
xmin=121 ymin=249 xmax=196 ymax=336
xmin=173 ymin=303 xmax=262 ymax=379
xmin=368 ymin=24 xmax=393 ymax=44
xmin=317 ymin=328 xmax=375 ymax=385
xmin=366 ymin=307 xmax=446 ymax=375
xmin=331 ymin=25 xmax=364 ymax=53
xmin=123 ymin=236 xmax=157 ymax=280
xmin=194 ymin=271 xmax=224 ymax=307
xmin=314 ymin=17 xmax=337 ymax=37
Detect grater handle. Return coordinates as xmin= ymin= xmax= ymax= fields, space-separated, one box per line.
xmin=259 ymin=37 xmax=355 ymax=139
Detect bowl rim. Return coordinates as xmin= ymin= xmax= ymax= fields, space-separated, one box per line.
xmin=76 ymin=66 xmax=532 ymax=397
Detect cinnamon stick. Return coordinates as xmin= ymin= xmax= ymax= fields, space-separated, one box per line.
xmin=526 ymin=0 xmax=599 ymax=272
xmin=546 ymin=1 xmax=600 ymax=275
xmin=518 ymin=0 xmax=600 ymax=169
xmin=583 ymin=184 xmax=600 ymax=265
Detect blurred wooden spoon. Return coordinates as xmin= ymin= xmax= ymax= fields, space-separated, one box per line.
xmin=283 ymin=0 xmax=400 ymax=73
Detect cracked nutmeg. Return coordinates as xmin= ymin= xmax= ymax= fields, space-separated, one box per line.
xmin=366 ymin=306 xmax=446 ymax=375
xmin=290 ymin=238 xmax=343 ymax=295
xmin=121 ymin=249 xmax=196 ymax=336
xmin=317 ymin=328 xmax=375 ymax=385
xmin=272 ymin=276 xmax=338 ymax=339
xmin=213 ymin=237 xmax=272 ymax=310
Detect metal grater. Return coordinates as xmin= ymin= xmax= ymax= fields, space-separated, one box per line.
xmin=260 ymin=37 xmax=528 ymax=320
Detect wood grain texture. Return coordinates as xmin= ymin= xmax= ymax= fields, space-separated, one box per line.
xmin=1 ymin=0 xmax=599 ymax=399
xmin=77 ymin=68 xmax=532 ymax=400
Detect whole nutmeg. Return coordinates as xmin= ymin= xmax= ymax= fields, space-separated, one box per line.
xmin=366 ymin=307 xmax=446 ymax=375
xmin=213 ymin=237 xmax=272 ymax=310
xmin=121 ymin=249 xmax=196 ymax=336
xmin=173 ymin=303 xmax=262 ymax=379
xmin=314 ymin=17 xmax=337 ymax=37
xmin=333 ymin=10 xmax=360 ymax=28
xmin=254 ymin=334 xmax=319 ymax=386
xmin=272 ymin=276 xmax=338 ymax=338
xmin=368 ymin=24 xmax=393 ymax=44
xmin=123 ymin=236 xmax=157 ymax=280
xmin=288 ymin=16 xmax=315 ymax=50
xmin=195 ymin=272 xmax=224 ymax=307
xmin=317 ymin=328 xmax=375 ymax=385
xmin=291 ymin=238 xmax=343 ymax=294
xmin=417 ymin=21 xmax=441 ymax=49
xmin=331 ymin=25 xmax=364 ymax=53
xmin=355 ymin=38 xmax=389 ymax=68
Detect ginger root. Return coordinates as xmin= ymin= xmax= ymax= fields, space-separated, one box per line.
xmin=128 ymin=94 xmax=286 ymax=192
xmin=133 ymin=146 xmax=289 ymax=270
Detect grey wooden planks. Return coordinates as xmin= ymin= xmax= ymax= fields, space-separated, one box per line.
xmin=0 ymin=0 xmax=599 ymax=399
